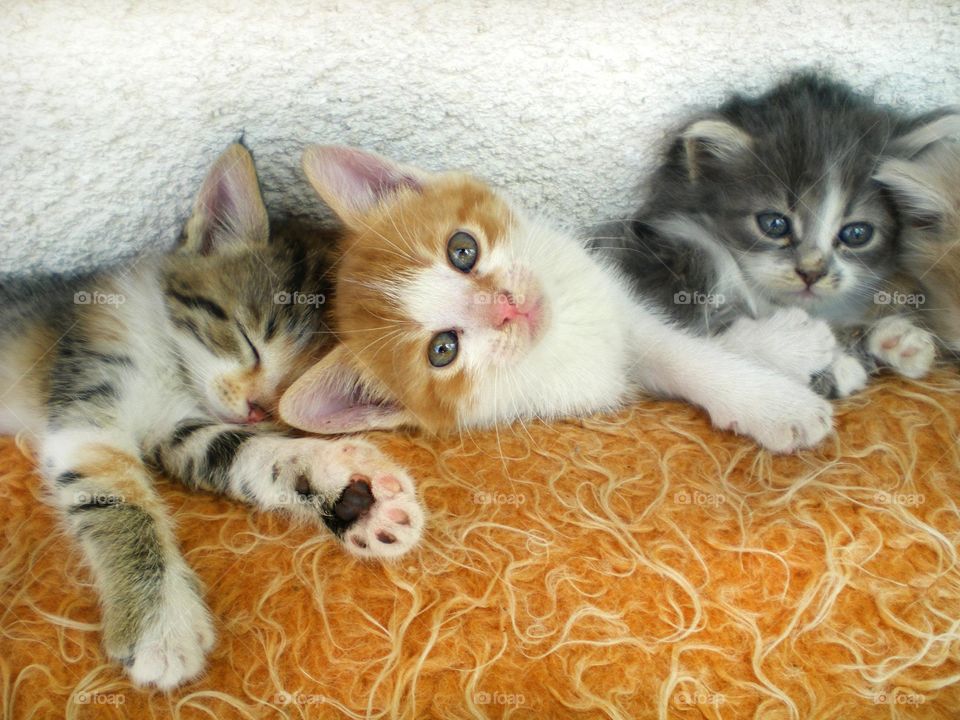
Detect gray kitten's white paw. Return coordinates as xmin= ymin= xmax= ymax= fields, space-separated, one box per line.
xmin=116 ymin=573 xmax=215 ymax=690
xmin=867 ymin=316 xmax=936 ymax=379
xmin=722 ymin=308 xmax=837 ymax=382
xmin=828 ymin=353 xmax=869 ymax=398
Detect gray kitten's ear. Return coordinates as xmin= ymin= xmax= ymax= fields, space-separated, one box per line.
xmin=681 ymin=118 xmax=753 ymax=178
xmin=301 ymin=145 xmax=426 ymax=229
xmin=876 ymin=153 xmax=955 ymax=222
xmin=279 ymin=345 xmax=412 ymax=434
xmin=182 ymin=143 xmax=269 ymax=255
xmin=891 ymin=110 xmax=960 ymax=158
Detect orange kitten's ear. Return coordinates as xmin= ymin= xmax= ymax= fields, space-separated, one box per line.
xmin=301 ymin=145 xmax=426 ymax=229
xmin=279 ymin=345 xmax=412 ymax=434
xmin=183 ymin=143 xmax=269 ymax=255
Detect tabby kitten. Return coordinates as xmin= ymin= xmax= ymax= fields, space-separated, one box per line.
xmin=279 ymin=144 xmax=838 ymax=454
xmin=878 ymin=140 xmax=960 ymax=353
xmin=597 ymin=74 xmax=956 ymax=397
xmin=0 ymin=145 xmax=423 ymax=689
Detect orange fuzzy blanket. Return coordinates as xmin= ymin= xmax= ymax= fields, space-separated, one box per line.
xmin=2 ymin=371 xmax=959 ymax=719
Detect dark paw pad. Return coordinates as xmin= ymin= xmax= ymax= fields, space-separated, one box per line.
xmin=295 ymin=473 xmax=312 ymax=496
xmin=333 ymin=476 xmax=374 ymax=522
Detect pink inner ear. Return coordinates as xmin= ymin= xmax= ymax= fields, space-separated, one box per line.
xmin=342 ymin=149 xmax=421 ymax=197
xmin=282 ymin=374 xmax=404 ymax=433
xmin=307 ymin=146 xmax=421 ymax=217
xmin=304 ymin=403 xmax=401 ymax=433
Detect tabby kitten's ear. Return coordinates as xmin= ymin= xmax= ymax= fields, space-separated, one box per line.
xmin=278 ymin=345 xmax=412 ymax=434
xmin=680 ymin=118 xmax=754 ymax=179
xmin=301 ymin=145 xmax=426 ymax=230
xmin=891 ymin=109 xmax=960 ymax=158
xmin=182 ymin=143 xmax=269 ymax=255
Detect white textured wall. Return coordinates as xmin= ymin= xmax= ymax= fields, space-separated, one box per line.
xmin=1 ymin=0 xmax=958 ymax=275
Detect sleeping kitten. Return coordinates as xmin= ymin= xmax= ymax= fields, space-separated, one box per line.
xmin=596 ymin=74 xmax=957 ymax=397
xmin=278 ymin=144 xmax=837 ymax=454
xmin=0 ymin=144 xmax=423 ymax=689
xmin=877 ymin=140 xmax=960 ymax=353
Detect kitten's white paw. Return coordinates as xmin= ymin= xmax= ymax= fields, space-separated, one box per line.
xmin=266 ymin=439 xmax=424 ymax=559
xmin=711 ymin=374 xmax=833 ymax=453
xmin=829 ymin=353 xmax=869 ymax=397
xmin=123 ymin=574 xmax=215 ymax=690
xmin=867 ymin=317 xmax=936 ymax=379
xmin=722 ymin=308 xmax=837 ymax=381
xmin=340 ymin=467 xmax=424 ymax=560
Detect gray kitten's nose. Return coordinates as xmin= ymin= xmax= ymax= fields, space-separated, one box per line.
xmin=796 ymin=267 xmax=826 ymax=287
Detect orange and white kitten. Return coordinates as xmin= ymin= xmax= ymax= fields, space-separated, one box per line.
xmin=280 ymin=146 xmax=837 ymax=453
xmin=878 ymin=140 xmax=960 ymax=353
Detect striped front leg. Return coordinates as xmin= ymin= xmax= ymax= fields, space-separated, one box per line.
xmin=45 ymin=436 xmax=215 ymax=689
xmin=151 ymin=420 xmax=425 ymax=559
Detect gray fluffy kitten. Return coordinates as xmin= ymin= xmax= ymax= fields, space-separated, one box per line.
xmin=599 ymin=74 xmax=958 ymax=397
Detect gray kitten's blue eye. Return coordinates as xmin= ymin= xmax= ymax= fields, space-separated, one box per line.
xmin=447 ymin=231 xmax=478 ymax=272
xmin=428 ymin=330 xmax=458 ymax=367
xmin=838 ymin=222 xmax=874 ymax=247
xmin=756 ymin=212 xmax=791 ymax=239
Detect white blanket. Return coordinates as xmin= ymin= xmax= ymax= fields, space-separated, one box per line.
xmin=1 ymin=0 xmax=957 ymax=275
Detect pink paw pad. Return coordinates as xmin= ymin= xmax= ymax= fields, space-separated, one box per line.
xmin=378 ymin=475 xmax=402 ymax=495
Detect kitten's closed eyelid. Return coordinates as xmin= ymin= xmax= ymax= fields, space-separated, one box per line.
xmin=237 ymin=324 xmax=261 ymax=366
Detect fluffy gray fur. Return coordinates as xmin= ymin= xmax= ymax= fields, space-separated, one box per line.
xmin=597 ymin=73 xmax=956 ymax=396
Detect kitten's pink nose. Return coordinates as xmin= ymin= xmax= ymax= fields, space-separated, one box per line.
xmin=494 ymin=298 xmax=522 ymax=326
xmin=490 ymin=292 xmax=543 ymax=337
xmin=246 ymin=402 xmax=267 ymax=424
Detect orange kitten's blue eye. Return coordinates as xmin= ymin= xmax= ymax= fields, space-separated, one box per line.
xmin=428 ymin=330 xmax=458 ymax=367
xmin=838 ymin=222 xmax=874 ymax=247
xmin=756 ymin=212 xmax=791 ymax=239
xmin=447 ymin=231 xmax=478 ymax=272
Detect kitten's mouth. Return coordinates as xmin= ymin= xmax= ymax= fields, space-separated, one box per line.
xmin=787 ymin=286 xmax=821 ymax=302
xmin=524 ymin=297 xmax=547 ymax=341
